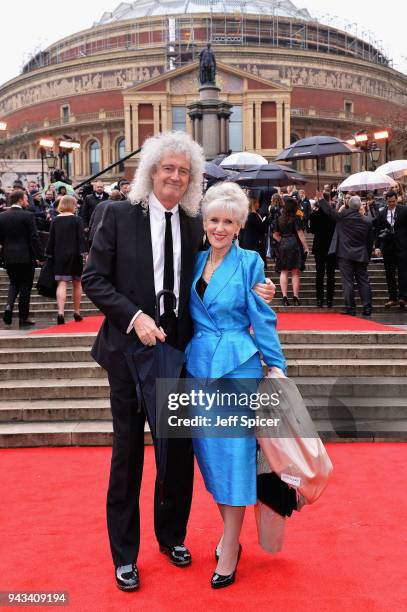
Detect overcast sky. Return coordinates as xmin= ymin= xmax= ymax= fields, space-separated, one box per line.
xmin=0 ymin=0 xmax=405 ymax=85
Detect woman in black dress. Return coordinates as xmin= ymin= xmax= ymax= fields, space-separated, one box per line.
xmin=46 ymin=195 xmax=87 ymax=324
xmin=273 ymin=197 xmax=309 ymax=306
xmin=241 ymin=191 xmax=269 ymax=266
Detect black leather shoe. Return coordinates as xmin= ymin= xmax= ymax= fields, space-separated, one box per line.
xmin=326 ymin=300 xmax=333 ymax=308
xmin=115 ymin=563 xmax=140 ymax=591
xmin=3 ymin=308 xmax=12 ymax=325
xmin=282 ymin=296 xmax=290 ymax=306
xmin=316 ymin=300 xmax=324 ymax=308
xmin=19 ymin=319 xmax=36 ymax=329
xmin=293 ymin=296 xmax=301 ymax=306
xmin=57 ymin=315 xmax=65 ymax=325
xmin=211 ymin=544 xmax=242 ymax=589
xmin=159 ymin=544 xmax=192 ymax=567
xmin=362 ymin=307 xmax=372 ymax=316
xmin=341 ymin=309 xmax=356 ymax=316
xmin=73 ymin=312 xmax=83 ymax=322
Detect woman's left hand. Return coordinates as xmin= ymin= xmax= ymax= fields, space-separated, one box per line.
xmin=266 ymin=366 xmax=286 ymax=378
xmin=253 ymin=278 xmax=276 ymax=303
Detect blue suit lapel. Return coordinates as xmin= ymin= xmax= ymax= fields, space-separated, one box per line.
xmin=203 ymin=243 xmax=243 ymax=309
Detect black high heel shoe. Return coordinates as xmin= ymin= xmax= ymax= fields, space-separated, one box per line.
xmin=73 ymin=312 xmax=83 ymax=322
xmin=282 ymin=296 xmax=290 ymax=306
xmin=211 ymin=544 xmax=242 ymax=589
xmin=57 ymin=314 xmax=65 ymax=325
xmin=293 ymin=296 xmax=301 ymax=306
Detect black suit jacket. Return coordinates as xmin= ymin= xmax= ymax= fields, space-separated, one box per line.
xmin=80 ymin=192 xmax=109 ymax=228
xmin=310 ymin=205 xmax=336 ymax=257
xmin=242 ymin=212 xmax=268 ymax=250
xmin=319 ymin=199 xmax=373 ymax=263
xmin=375 ymin=204 xmax=407 ymax=256
xmin=0 ymin=207 xmax=44 ymax=265
xmin=82 ymin=200 xmax=203 ymax=373
xmin=88 ymin=200 xmax=111 ymax=243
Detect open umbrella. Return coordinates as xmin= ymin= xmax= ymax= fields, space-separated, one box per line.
xmin=220 ymin=151 xmax=268 ymax=170
xmin=275 ymin=136 xmax=358 ymax=189
xmin=124 ymin=290 xmax=185 ymax=492
xmin=338 ymin=171 xmax=397 ymax=192
xmin=375 ymin=160 xmax=407 ymax=180
xmin=51 ymin=180 xmax=75 ymax=194
xmin=235 ymin=163 xmax=307 ymax=189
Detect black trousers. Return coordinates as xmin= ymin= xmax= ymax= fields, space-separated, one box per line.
xmin=383 ymin=252 xmax=407 ymax=301
xmin=5 ymin=263 xmax=35 ymax=321
xmin=314 ymin=253 xmax=336 ymax=303
xmin=337 ymin=257 xmax=372 ymax=310
xmin=106 ymin=359 xmax=194 ymax=568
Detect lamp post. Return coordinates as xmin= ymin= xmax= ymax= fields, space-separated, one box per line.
xmin=347 ymin=129 xmax=390 ymax=171
xmin=39 ymin=138 xmax=55 ymax=188
xmin=58 ymin=139 xmax=80 ymax=180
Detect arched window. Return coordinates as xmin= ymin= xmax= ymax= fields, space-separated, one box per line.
xmin=117 ymin=137 xmax=125 ymax=171
xmin=290 ymin=133 xmax=301 ymax=169
xmin=89 ymin=140 xmax=100 ymax=174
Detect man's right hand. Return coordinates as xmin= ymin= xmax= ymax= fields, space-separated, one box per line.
xmin=133 ymin=313 xmax=166 ymax=346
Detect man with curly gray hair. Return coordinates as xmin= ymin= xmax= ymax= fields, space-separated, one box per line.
xmin=82 ymin=131 xmax=275 ymax=592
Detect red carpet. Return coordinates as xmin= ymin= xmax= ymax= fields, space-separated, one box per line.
xmin=31 ymin=313 xmax=401 ymax=335
xmin=1 ymin=444 xmax=406 ymax=611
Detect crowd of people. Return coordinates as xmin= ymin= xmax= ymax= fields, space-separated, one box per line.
xmin=0 ymin=161 xmax=406 ymax=328
xmin=0 ymin=173 xmax=131 ymax=327
xmin=235 ymin=180 xmax=407 ymax=314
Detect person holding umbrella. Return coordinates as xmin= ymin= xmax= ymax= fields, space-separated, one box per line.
xmin=82 ymin=132 xmax=275 ymax=592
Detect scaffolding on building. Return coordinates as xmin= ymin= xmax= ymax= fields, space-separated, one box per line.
xmin=21 ymin=12 xmax=392 ymax=76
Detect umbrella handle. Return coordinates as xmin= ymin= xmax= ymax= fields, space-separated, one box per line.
xmin=155 ymin=289 xmax=176 ymax=326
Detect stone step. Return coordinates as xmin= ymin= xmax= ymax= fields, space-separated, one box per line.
xmin=1 ymin=418 xmax=405 ymax=447
xmin=283 ymin=344 xmax=407 ymax=360
xmin=0 ymin=421 xmax=152 ymax=448
xmin=289 ymin=360 xmax=407 ymax=377
xmin=306 ymin=396 xmax=407 ymax=421
xmin=0 ymin=362 xmax=105 ymax=382
xmin=279 ymin=331 xmax=407 ymax=345
xmin=295 ymin=376 xmax=407 ymax=397
xmin=0 ymin=378 xmax=110 ymax=401
xmin=0 ymin=333 xmax=96 ymax=349
xmin=0 ymin=346 xmax=93 ymax=363
xmin=0 ymin=308 xmax=99 ymax=319
xmin=0 ymin=398 xmax=111 ymax=422
xmin=1 ymin=395 xmax=406 ymax=424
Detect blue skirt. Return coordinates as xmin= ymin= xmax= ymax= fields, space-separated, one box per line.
xmin=192 ymin=353 xmax=262 ymax=506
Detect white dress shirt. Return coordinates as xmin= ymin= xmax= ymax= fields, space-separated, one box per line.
xmin=127 ymin=192 xmax=181 ymax=333
xmin=386 ymin=207 xmax=396 ymax=226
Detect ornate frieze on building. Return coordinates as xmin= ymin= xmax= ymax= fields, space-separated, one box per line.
xmin=236 ymin=64 xmax=405 ymax=104
xmin=0 ymin=66 xmax=163 ymax=115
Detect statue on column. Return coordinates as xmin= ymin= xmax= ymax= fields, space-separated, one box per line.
xmin=199 ymin=43 xmax=216 ymax=85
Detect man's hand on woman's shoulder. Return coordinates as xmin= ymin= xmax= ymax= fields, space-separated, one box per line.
xmin=253 ymin=277 xmax=276 ymax=304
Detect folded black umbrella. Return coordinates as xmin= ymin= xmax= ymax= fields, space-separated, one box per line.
xmin=124 ymin=290 xmax=185 ymax=487
xmin=257 ymin=472 xmax=297 ymax=517
xmin=36 ymin=258 xmax=57 ymax=299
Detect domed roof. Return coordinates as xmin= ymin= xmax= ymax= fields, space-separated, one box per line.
xmin=96 ymin=0 xmax=312 ymax=24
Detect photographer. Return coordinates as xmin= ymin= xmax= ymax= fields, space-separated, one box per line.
xmin=375 ymin=191 xmax=407 ymax=308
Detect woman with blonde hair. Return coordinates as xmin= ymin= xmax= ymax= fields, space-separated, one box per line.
xmin=186 ymin=181 xmax=286 ymax=589
xmin=46 ymin=195 xmax=87 ymax=324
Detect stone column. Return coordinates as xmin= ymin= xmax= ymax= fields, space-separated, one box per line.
xmin=244 ymin=101 xmax=254 ymax=151
xmin=276 ymin=101 xmax=283 ymax=150
xmin=153 ymin=104 xmax=160 ymax=134
xmin=102 ymin=129 xmax=110 ymax=168
xmin=284 ymin=101 xmax=291 ymax=149
xmin=255 ymin=102 xmax=262 ymax=152
xmin=124 ymin=105 xmax=132 ymax=152
xmin=132 ymin=104 xmax=139 ymax=150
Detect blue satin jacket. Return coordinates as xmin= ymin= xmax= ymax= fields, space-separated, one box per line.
xmin=185 ymin=243 xmax=286 ymax=379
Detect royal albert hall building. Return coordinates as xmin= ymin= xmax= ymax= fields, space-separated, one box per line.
xmin=0 ymin=0 xmax=407 ymax=186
